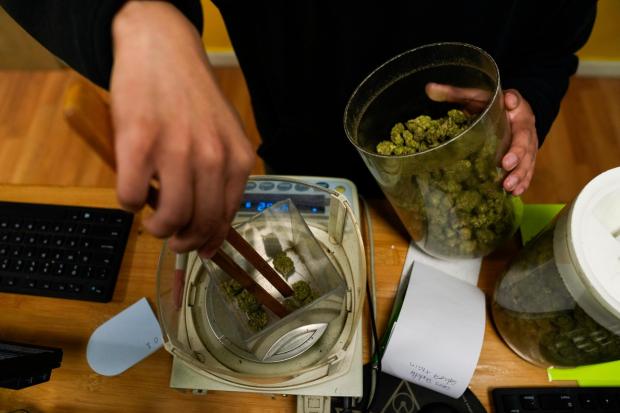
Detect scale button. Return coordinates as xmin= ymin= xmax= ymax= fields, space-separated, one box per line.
xmin=315 ymin=181 xmax=329 ymax=188
xmin=294 ymin=184 xmax=310 ymax=192
xmin=276 ymin=182 xmax=293 ymax=191
xmin=335 ymin=185 xmax=346 ymax=193
xmin=258 ymin=182 xmax=275 ymax=191
xmin=245 ymin=181 xmax=257 ymax=190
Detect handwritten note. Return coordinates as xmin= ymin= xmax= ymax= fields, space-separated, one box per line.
xmin=381 ymin=260 xmax=486 ymax=398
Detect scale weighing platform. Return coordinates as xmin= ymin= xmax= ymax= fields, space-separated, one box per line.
xmin=167 ymin=175 xmax=365 ymax=401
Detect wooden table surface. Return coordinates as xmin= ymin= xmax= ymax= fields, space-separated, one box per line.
xmin=0 ymin=185 xmax=571 ymax=413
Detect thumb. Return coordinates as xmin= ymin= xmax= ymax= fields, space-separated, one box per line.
xmin=504 ymin=89 xmax=521 ymax=111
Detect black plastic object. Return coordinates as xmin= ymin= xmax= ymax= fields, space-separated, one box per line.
xmin=0 ymin=201 xmax=133 ymax=302
xmin=492 ymin=387 xmax=620 ymax=413
xmin=0 ymin=341 xmax=62 ymax=389
xmin=330 ymin=364 xmax=487 ymax=413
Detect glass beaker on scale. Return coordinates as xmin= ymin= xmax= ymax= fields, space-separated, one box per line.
xmin=156 ymin=177 xmax=367 ymax=395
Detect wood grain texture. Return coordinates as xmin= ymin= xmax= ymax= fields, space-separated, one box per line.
xmin=0 ymin=68 xmax=264 ymax=188
xmin=0 ymin=69 xmax=619 ymax=412
xmin=0 ymin=9 xmax=63 ymax=70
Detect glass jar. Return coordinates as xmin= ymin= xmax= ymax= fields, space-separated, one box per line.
xmin=344 ymin=42 xmax=518 ymax=259
xmin=492 ymin=167 xmax=620 ymax=367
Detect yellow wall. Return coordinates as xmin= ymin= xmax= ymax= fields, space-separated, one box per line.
xmin=200 ymin=0 xmax=232 ymax=52
xmin=578 ymin=0 xmax=620 ymax=61
xmin=201 ymin=0 xmax=620 ymax=60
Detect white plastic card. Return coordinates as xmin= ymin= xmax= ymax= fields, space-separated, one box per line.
xmin=87 ymin=297 xmax=163 ymax=376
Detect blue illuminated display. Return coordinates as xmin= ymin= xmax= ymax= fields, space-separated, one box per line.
xmin=239 ymin=194 xmax=325 ymax=215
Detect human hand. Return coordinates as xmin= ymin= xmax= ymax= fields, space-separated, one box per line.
xmin=111 ymin=1 xmax=255 ymax=257
xmin=425 ymin=83 xmax=538 ymax=195
xmin=499 ymin=89 xmax=538 ymax=196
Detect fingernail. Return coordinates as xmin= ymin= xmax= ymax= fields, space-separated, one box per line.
xmin=505 ymin=92 xmax=518 ymax=109
xmin=426 ymin=83 xmax=447 ymax=102
xmin=503 ymin=153 xmax=518 ymax=169
xmin=505 ymin=176 xmax=517 ymax=190
xmin=198 ymin=248 xmax=216 ymax=260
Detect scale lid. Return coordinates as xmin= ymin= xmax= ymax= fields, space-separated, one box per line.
xmin=558 ymin=167 xmax=620 ymax=332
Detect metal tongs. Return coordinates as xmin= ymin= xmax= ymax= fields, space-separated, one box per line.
xmin=63 ymin=81 xmax=293 ymax=317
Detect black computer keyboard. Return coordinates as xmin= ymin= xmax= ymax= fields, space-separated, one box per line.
xmin=0 ymin=201 xmax=133 ymax=302
xmin=492 ymin=387 xmax=620 ymax=413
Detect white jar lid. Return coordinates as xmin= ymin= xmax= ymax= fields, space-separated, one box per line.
xmin=564 ymin=167 xmax=620 ymax=328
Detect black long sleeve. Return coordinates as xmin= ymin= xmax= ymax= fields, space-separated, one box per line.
xmin=0 ymin=0 xmax=203 ymax=89
xmin=1 ymin=0 xmax=598 ymax=193
xmin=497 ymin=0 xmax=597 ymax=144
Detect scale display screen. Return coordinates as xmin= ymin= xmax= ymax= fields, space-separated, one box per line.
xmin=239 ymin=193 xmax=326 ymax=215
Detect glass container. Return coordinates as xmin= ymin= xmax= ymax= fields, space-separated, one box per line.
xmin=344 ymin=42 xmax=518 ymax=259
xmin=492 ymin=167 xmax=620 ymax=367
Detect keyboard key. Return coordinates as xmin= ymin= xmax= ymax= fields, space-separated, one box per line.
xmin=579 ymin=394 xmax=596 ymax=409
xmin=502 ymin=395 xmax=522 ymax=413
xmin=88 ymin=284 xmax=104 ymax=295
xmin=539 ymin=394 xmax=574 ymax=410
xmin=95 ymin=240 xmax=117 ymax=252
xmin=91 ymin=225 xmax=122 ymax=238
xmin=25 ymin=260 xmax=37 ymax=273
xmin=92 ymin=253 xmax=113 ymax=266
xmin=50 ymin=251 xmax=62 ymax=261
xmin=11 ymin=259 xmax=24 ymax=272
xmin=79 ymin=253 xmax=91 ymax=264
xmin=598 ymin=394 xmax=616 ymax=410
xmin=519 ymin=395 xmax=538 ymax=410
xmin=93 ymin=267 xmax=108 ymax=280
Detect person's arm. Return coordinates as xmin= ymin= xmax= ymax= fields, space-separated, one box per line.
xmin=500 ymin=0 xmax=597 ymax=145
xmin=2 ymin=1 xmax=256 ymax=257
xmin=0 ymin=0 xmax=203 ymax=88
xmin=494 ymin=0 xmax=597 ymax=195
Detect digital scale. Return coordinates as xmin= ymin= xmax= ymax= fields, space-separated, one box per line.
xmin=156 ymin=176 xmax=367 ymax=408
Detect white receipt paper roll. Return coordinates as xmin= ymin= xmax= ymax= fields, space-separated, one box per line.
xmin=381 ymin=261 xmax=486 ymax=398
